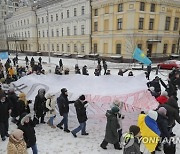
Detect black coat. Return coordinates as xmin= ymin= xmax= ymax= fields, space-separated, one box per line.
xmin=18 ymin=120 xmax=36 ymax=148
xmin=8 ymin=92 xmax=18 ymax=117
xmin=34 ymin=95 xmax=46 ymax=117
xmin=17 ymin=100 xmax=30 ymax=117
xmin=0 ymin=98 xmax=11 ymax=122
xmin=159 ymin=97 xmax=180 ymax=127
xmin=57 ymin=94 xmax=69 ymax=116
xmin=74 ymin=99 xmax=87 ymax=123
xmin=147 ymin=79 xmax=161 ymax=93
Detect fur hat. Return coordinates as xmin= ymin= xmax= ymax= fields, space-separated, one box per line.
xmin=161 ymin=91 xmax=168 ymax=97
xmin=111 ymin=106 xmax=119 ymax=114
xmin=79 ymin=95 xmax=85 ymax=101
xmin=148 ymin=110 xmax=158 ymax=121
xmin=129 ymin=125 xmax=140 ymax=136
xmin=157 ymin=107 xmax=167 ymax=116
xmin=20 ymin=113 xmax=31 ymax=126
xmin=11 ymin=129 xmax=24 ymax=140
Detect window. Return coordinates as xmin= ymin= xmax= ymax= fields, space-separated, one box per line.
xmin=39 ymin=44 xmax=41 ymax=50
xmin=150 ymin=3 xmax=155 ymax=12
xmin=18 ymin=21 xmax=19 ymax=26
xmin=57 ymin=44 xmax=59 ymax=51
xmin=74 ymin=26 xmax=77 ymax=35
xmin=29 ymin=44 xmax=31 ymax=50
xmin=137 ymin=44 xmax=142 ymax=49
xmin=67 ymin=44 xmax=70 ymax=52
xmin=24 ymin=19 xmax=26 ymax=25
xmin=94 ymin=43 xmax=97 ymax=53
xmin=117 ymin=18 xmax=123 ymax=30
xmin=28 ymin=31 xmax=30 ymax=37
xmin=163 ymin=44 xmax=168 ymax=54
xmin=174 ymin=17 xmax=179 ymax=31
xmin=43 ymin=30 xmax=45 ymax=37
xmin=149 ymin=18 xmax=154 ymax=30
xmin=172 ymin=44 xmax=176 ymax=53
xmin=47 ymin=30 xmax=49 ymax=37
xmin=61 ymin=13 xmax=63 ymax=19
xmin=27 ymin=19 xmax=29 ymax=24
xmin=82 ymin=6 xmax=85 ymax=15
xmin=46 ymin=16 xmax=48 ymax=22
xmin=74 ymin=8 xmax=77 ymax=16
xmin=56 ymin=29 xmax=59 ymax=37
xmin=52 ymin=44 xmax=54 ymax=51
xmin=140 ymin=2 xmax=145 ymax=11
xmin=118 ymin=3 xmax=123 ymax=12
xmin=94 ymin=22 xmax=98 ymax=31
xmin=38 ymin=31 xmax=40 ymax=38
xmin=94 ymin=9 xmax=98 ymax=16
xmin=139 ymin=18 xmax=144 ymax=30
xmin=116 ymin=44 xmax=121 ymax=54
xmin=74 ymin=44 xmax=77 ymax=52
xmin=21 ymin=20 xmax=22 ymax=26
xmin=81 ymin=44 xmax=85 ymax=52
xmin=42 ymin=17 xmax=44 ymax=23
xmin=81 ymin=25 xmax=85 ymax=35
xmin=62 ymin=28 xmax=64 ymax=36
xmin=104 ymin=19 xmax=109 ymax=31
xmin=67 ymin=10 xmax=69 ymax=18
xmin=62 ymin=44 xmax=64 ymax=51
xmin=104 ymin=6 xmax=109 ymax=14
xmin=56 ymin=14 xmax=58 ymax=21
xmin=52 ymin=29 xmax=54 ymax=37
xmin=67 ymin=27 xmax=70 ymax=36
xmin=165 ymin=17 xmax=171 ymax=30
xmin=25 ymin=32 xmax=27 ymax=38
xmin=51 ymin=15 xmax=53 ymax=22
xmin=43 ymin=44 xmax=45 ymax=50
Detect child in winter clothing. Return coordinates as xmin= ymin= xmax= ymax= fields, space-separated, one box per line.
xmin=7 ymin=129 xmax=27 ymax=154
xmin=18 ymin=113 xmax=38 ymax=154
xmin=100 ymin=106 xmax=122 ymax=150
xmin=123 ymin=125 xmax=141 ymax=154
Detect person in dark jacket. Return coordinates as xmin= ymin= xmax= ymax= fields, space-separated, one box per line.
xmin=123 ymin=125 xmax=141 ymax=154
xmin=94 ymin=68 xmax=100 ymax=76
xmin=34 ymin=89 xmax=46 ymax=125
xmin=75 ymin=64 xmax=81 ymax=74
xmin=57 ymin=88 xmax=72 ymax=132
xmin=147 ymin=76 xmax=161 ymax=96
xmin=158 ymin=96 xmax=180 ymax=129
xmin=118 ymin=69 xmax=128 ymax=76
xmin=25 ymin=56 xmax=29 ymax=66
xmin=38 ymin=57 xmax=42 ymax=64
xmin=7 ymin=87 xmax=18 ymax=123
xmin=71 ymin=95 xmax=88 ymax=137
xmin=82 ymin=65 xmax=89 ymax=75
xmin=128 ymin=71 xmax=134 ymax=76
xmin=30 ymin=57 xmax=35 ymax=68
xmin=103 ymin=61 xmax=107 ymax=75
xmin=100 ymin=106 xmax=121 ymax=150
xmin=0 ymin=92 xmax=11 ymax=141
xmin=18 ymin=113 xmax=38 ymax=154
xmin=146 ymin=64 xmax=152 ymax=80
xmin=59 ymin=59 xmax=63 ymax=70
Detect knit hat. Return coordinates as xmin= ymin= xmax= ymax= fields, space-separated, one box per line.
xmin=157 ymin=107 xmax=167 ymax=116
xmin=61 ymin=88 xmax=67 ymax=94
xmin=129 ymin=125 xmax=140 ymax=136
xmin=111 ymin=106 xmax=119 ymax=114
xmin=161 ymin=91 xmax=168 ymax=97
xmin=11 ymin=129 xmax=24 ymax=140
xmin=79 ymin=95 xmax=85 ymax=101
xmin=148 ymin=110 xmax=158 ymax=121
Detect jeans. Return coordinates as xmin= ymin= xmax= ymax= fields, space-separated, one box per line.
xmin=72 ymin=122 xmax=86 ymax=135
xmin=59 ymin=113 xmax=68 ymax=130
xmin=48 ymin=116 xmax=55 ymax=126
xmin=31 ymin=144 xmax=38 ymax=154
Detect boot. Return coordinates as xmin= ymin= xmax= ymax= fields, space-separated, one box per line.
xmin=114 ymin=142 xmax=122 ymax=150
xmin=51 ymin=125 xmax=56 ymax=129
xmin=100 ymin=140 xmax=108 ymax=149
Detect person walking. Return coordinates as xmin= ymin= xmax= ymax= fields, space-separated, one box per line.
xmin=71 ymin=95 xmax=88 ymax=137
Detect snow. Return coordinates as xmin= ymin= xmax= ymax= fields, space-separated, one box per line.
xmin=0 ymin=54 xmax=180 ymax=154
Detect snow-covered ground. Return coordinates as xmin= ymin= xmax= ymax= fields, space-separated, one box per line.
xmin=0 ymin=55 xmax=179 ymax=154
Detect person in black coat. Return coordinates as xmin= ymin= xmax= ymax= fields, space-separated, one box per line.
xmin=146 ymin=64 xmax=152 ymax=80
xmin=18 ymin=112 xmax=38 ymax=154
xmin=7 ymin=88 xmax=18 ymax=123
xmin=34 ymin=89 xmax=46 ymax=124
xmin=59 ymin=59 xmax=63 ymax=70
xmin=103 ymin=61 xmax=107 ymax=75
xmin=38 ymin=57 xmax=42 ymax=64
xmin=57 ymin=88 xmax=73 ymax=132
xmin=71 ymin=95 xmax=88 ymax=137
xmin=0 ymin=92 xmax=11 ymax=141
xmin=82 ymin=65 xmax=89 ymax=75
xmin=30 ymin=57 xmax=35 ymax=68
xmin=147 ymin=76 xmax=161 ymax=96
xmin=25 ymin=56 xmax=29 ymax=66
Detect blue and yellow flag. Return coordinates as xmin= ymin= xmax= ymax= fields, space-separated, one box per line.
xmin=133 ymin=47 xmax=152 ymax=65
xmin=138 ymin=114 xmax=160 ymax=152
xmin=0 ymin=52 xmax=8 ymax=60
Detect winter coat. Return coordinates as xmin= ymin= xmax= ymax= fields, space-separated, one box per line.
xmin=17 ymin=100 xmax=30 ymax=117
xmin=147 ymin=80 xmax=161 ymax=93
xmin=34 ymin=95 xmax=46 ymax=117
xmin=8 ymin=92 xmax=19 ymax=117
xmin=0 ymin=98 xmax=11 ymax=122
xmin=124 ymin=136 xmax=141 ymax=154
xmin=7 ymin=135 xmax=27 ymax=154
xmin=18 ymin=120 xmax=36 ymax=148
xmin=8 ymin=68 xmax=15 ymax=77
xmin=156 ymin=114 xmax=170 ymax=139
xmin=156 ymin=95 xmax=168 ymax=104
xmin=57 ymin=94 xmax=69 ymax=116
xmin=104 ymin=110 xmax=120 ymax=144
xmin=159 ymin=96 xmax=180 ymax=127
xmin=74 ymin=99 xmax=87 ymax=123
xmin=45 ymin=96 xmax=56 ymax=117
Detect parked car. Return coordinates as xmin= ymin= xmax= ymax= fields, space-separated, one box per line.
xmin=157 ymin=60 xmax=180 ymax=69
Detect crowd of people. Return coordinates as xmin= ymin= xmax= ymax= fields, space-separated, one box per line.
xmin=0 ymin=55 xmax=180 ymax=154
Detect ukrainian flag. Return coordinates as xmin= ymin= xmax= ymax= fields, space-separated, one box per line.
xmin=0 ymin=52 xmax=8 ymax=60
xmin=138 ymin=114 xmax=160 ymax=152
xmin=133 ymin=47 xmax=152 ymax=65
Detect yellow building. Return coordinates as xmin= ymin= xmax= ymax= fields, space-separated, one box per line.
xmin=92 ymin=0 xmax=180 ymax=59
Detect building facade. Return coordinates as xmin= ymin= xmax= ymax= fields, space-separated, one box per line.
xmin=91 ymin=0 xmax=180 ymax=58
